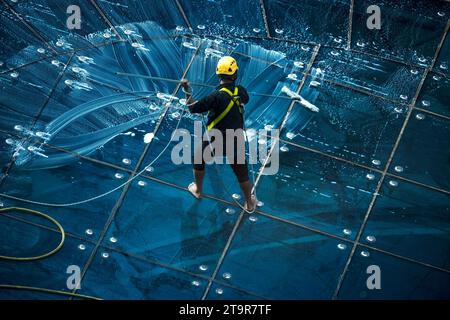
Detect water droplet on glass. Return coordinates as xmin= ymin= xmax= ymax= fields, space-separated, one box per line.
xmin=103 ymin=33 xmax=111 ymax=38
xmin=257 ymin=200 xmax=264 ymax=207
xmin=78 ymin=244 xmax=86 ymax=251
xmin=109 ymin=237 xmax=117 ymax=243
xmin=356 ymin=41 xmax=365 ymax=47
xmin=389 ymin=180 xmax=398 ymax=187
xmin=294 ymin=61 xmax=304 ymax=68
xmin=343 ymin=229 xmax=352 ymax=236
xmin=394 ymin=107 xmax=403 ymax=113
xmin=330 ymin=50 xmax=339 ymax=56
xmin=64 ymin=79 xmax=73 ymax=86
xmin=399 ymin=94 xmax=408 ymax=100
xmin=371 ymin=159 xmax=381 ymax=166
xmin=366 ymin=235 xmax=376 ymax=243
xmin=275 ymin=28 xmax=284 ymax=34
xmin=56 ymin=40 xmax=64 ymax=47
xmin=124 ymin=29 xmax=133 ymax=34
xmin=114 ymin=173 xmax=124 ymax=179
xmin=225 ymin=208 xmax=235 ymax=215
xmin=10 ymin=72 xmax=19 ymax=78
xmin=197 ymin=25 xmax=206 ymax=30
xmin=138 ymin=180 xmax=147 ymax=187
xmin=249 ymin=215 xmax=258 ymax=222
xmin=215 ymin=288 xmax=224 ymax=295
xmin=51 ymin=60 xmax=60 ymax=66
xmin=360 ymin=251 xmax=370 ymax=257
xmin=5 ymin=138 xmax=14 ymax=145
xmin=191 ymin=280 xmax=200 ymax=287
xmin=232 ymin=193 xmax=241 ymax=200
xmin=421 ymin=100 xmax=430 ymax=107
xmin=102 ymin=252 xmax=109 ymax=258
xmin=333 ymin=38 xmax=342 ymax=44
xmin=253 ymin=28 xmax=261 ymax=33
xmin=410 ymin=69 xmax=418 ymax=75
xmin=394 ymin=166 xmax=403 ymax=173
xmin=415 ymin=113 xmax=425 ymax=120
xmin=439 ymin=63 xmax=448 ymax=70
xmin=418 ymin=57 xmax=427 ymax=63
xmin=85 ymin=229 xmax=93 ymax=236
xmin=286 ymin=132 xmax=295 ymax=139
xmin=438 ymin=11 xmax=445 ymax=17
xmin=433 ymin=75 xmax=441 ymax=81
xmin=199 ymin=265 xmax=208 ymax=271
xmin=280 ymin=145 xmax=289 ymax=152
xmin=222 ymin=272 xmax=232 ymax=279
xmin=145 ymin=166 xmax=154 ymax=172
xmin=301 ymin=45 xmax=310 ymax=51
xmin=337 ymin=243 xmax=347 ymax=250
xmin=366 ymin=173 xmax=375 ymax=180
xmin=37 ymin=48 xmax=45 ymax=54
xmin=122 ymin=158 xmax=131 ymax=165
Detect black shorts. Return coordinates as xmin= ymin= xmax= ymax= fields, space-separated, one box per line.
xmin=192 ymin=131 xmax=249 ymax=183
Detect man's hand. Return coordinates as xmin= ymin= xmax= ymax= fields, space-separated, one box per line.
xmin=181 ymin=79 xmax=191 ymax=93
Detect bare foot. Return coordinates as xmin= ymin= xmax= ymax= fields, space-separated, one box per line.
xmin=188 ymin=182 xmax=202 ymax=199
xmin=244 ymin=196 xmax=256 ymax=212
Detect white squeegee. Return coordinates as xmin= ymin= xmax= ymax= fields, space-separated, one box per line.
xmin=281 ymin=86 xmax=320 ymax=113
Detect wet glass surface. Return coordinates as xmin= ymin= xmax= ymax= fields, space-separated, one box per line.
xmin=264 ymin=0 xmax=350 ymax=46
xmin=389 ymin=110 xmax=450 ymax=191
xmin=217 ymin=214 xmax=351 ymax=299
xmin=280 ymin=78 xmax=407 ymax=168
xmin=338 ymin=246 xmax=450 ymax=299
xmin=362 ymin=180 xmax=450 ymax=271
xmin=78 ymin=248 xmax=206 ymax=299
xmin=0 ymin=0 xmax=449 ymax=300
xmin=256 ymin=142 xmax=380 ymax=239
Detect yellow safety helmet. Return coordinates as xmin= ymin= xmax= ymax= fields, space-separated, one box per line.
xmin=216 ymin=56 xmax=238 ymax=75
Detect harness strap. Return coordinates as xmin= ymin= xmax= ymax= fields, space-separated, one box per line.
xmin=207 ymin=87 xmax=242 ymax=130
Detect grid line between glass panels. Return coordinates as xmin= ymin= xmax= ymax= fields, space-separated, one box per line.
xmin=347 ymin=0 xmax=355 ymax=50
xmin=0 ymin=52 xmax=75 ymax=190
xmin=69 ymin=41 xmax=202 ymax=297
xmin=2 ymin=0 xmax=57 ymax=54
xmin=331 ymin=20 xmax=450 ymax=299
xmin=200 ymin=44 xmax=321 ymax=300
xmin=259 ymin=0 xmax=272 ymax=38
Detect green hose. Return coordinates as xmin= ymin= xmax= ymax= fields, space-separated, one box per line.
xmin=0 ymin=207 xmax=102 ymax=300
xmin=0 ymin=207 xmax=65 ymax=261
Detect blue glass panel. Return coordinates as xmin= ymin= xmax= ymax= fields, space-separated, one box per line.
xmin=417 ymin=73 xmax=450 ymax=117
xmin=0 ymin=158 xmax=126 ymax=240
xmin=0 ymin=55 xmax=71 ymax=136
xmin=206 ymin=282 xmax=264 ymax=300
xmin=0 ymin=8 xmax=51 ymax=69
xmin=27 ymin=34 xmax=195 ymax=168
xmin=389 ymin=110 xmax=449 ymax=191
xmin=337 ymin=247 xmax=450 ymax=299
xmin=9 ymin=0 xmax=113 ymax=50
xmin=178 ymin=0 xmax=265 ymax=37
xmin=351 ymin=0 xmax=450 ymax=66
xmin=264 ymin=0 xmax=350 ymax=46
xmin=362 ymin=180 xmax=450 ymax=271
xmin=434 ymin=28 xmax=450 ymax=76
xmin=102 ymin=176 xmax=240 ymax=276
xmin=217 ymin=214 xmax=351 ymax=299
xmin=314 ymin=47 xmax=423 ymax=104
xmin=78 ymin=248 xmax=206 ymax=299
xmin=256 ymin=143 xmax=380 ymax=239
xmin=281 ymin=78 xmax=406 ymax=168
xmin=0 ymin=233 xmax=94 ymax=297
xmin=97 ymin=0 xmax=187 ymax=33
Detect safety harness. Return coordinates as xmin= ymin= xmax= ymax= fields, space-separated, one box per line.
xmin=207 ymin=87 xmax=243 ymax=130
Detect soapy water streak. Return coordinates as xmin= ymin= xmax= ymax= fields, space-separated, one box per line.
xmin=3 ymin=21 xmax=324 ymax=170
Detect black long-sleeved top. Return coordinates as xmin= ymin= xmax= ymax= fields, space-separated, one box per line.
xmin=188 ymin=82 xmax=249 ymax=131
